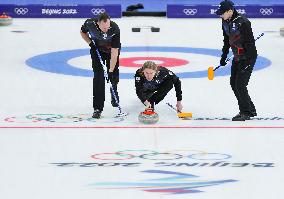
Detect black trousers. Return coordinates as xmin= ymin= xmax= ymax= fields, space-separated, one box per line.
xmin=230 ymin=58 xmax=256 ymax=115
xmin=146 ymin=78 xmax=174 ymax=105
xmin=90 ymin=49 xmax=119 ymax=111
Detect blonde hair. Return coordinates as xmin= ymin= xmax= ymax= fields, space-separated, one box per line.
xmin=141 ymin=61 xmax=159 ymax=72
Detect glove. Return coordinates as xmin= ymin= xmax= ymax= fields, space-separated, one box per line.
xmin=220 ymin=56 xmax=227 ymax=66
xmin=107 ymin=72 xmax=114 ymax=83
xmin=89 ymin=42 xmax=97 ymax=50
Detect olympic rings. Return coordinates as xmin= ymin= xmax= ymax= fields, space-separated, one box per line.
xmin=260 ymin=8 xmax=274 ymax=16
xmin=14 ymin=8 xmax=29 ymax=15
xmin=3 ymin=113 xmax=124 ymax=123
xmin=90 ymin=151 xmax=232 ymax=161
xmin=183 ymin=8 xmax=198 ymax=16
xmin=91 ymin=8 xmax=106 ymax=15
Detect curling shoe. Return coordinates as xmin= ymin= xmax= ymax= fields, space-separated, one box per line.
xmin=232 ymin=113 xmax=250 ymax=121
xmin=250 ymin=111 xmax=257 ymax=117
xmin=92 ymin=109 xmax=102 ymax=119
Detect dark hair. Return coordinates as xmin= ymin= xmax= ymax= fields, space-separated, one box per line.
xmin=97 ymin=12 xmax=110 ymax=22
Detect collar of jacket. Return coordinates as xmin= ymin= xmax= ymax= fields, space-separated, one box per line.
xmin=225 ymin=9 xmax=240 ymax=22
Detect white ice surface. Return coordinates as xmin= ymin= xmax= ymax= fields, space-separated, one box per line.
xmin=0 ymin=17 xmax=284 ymax=199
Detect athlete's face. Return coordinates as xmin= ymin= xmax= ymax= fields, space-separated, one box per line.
xmin=143 ymin=68 xmax=156 ymax=81
xmin=98 ymin=19 xmax=110 ymax=33
xmin=220 ymin=10 xmax=233 ymax=20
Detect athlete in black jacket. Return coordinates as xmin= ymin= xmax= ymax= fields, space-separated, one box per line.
xmin=80 ymin=12 xmax=121 ymax=118
xmin=135 ymin=61 xmax=183 ymax=112
xmin=216 ymin=0 xmax=258 ymax=121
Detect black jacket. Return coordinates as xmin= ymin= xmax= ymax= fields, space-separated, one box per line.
xmin=135 ymin=67 xmax=182 ymax=103
xmin=81 ymin=18 xmax=120 ymax=54
xmin=221 ymin=10 xmax=257 ymax=63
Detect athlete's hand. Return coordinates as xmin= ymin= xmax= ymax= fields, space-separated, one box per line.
xmin=144 ymin=100 xmax=152 ymax=109
xmin=107 ymin=72 xmax=114 ymax=83
xmin=220 ymin=56 xmax=227 ymax=66
xmin=176 ymin=101 xmax=183 ymax=112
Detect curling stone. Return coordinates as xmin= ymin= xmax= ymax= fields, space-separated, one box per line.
xmin=0 ymin=13 xmax=13 ymax=26
xmin=138 ymin=109 xmax=159 ymax=124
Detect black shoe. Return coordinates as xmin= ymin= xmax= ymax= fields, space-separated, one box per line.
xmin=92 ymin=109 xmax=102 ymax=119
xmin=250 ymin=111 xmax=257 ymax=117
xmin=232 ymin=113 xmax=250 ymax=121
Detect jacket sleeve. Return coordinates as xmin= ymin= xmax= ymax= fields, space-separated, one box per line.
xmin=111 ymin=22 xmax=121 ymax=49
xmin=135 ymin=73 xmax=147 ymax=103
xmin=81 ymin=19 xmax=89 ymax=33
xmin=169 ymin=71 xmax=182 ymax=101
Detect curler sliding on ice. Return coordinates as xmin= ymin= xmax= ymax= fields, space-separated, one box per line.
xmin=135 ymin=61 xmax=184 ymax=124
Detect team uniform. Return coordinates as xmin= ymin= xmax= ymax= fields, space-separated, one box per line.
xmin=81 ymin=18 xmax=121 ymax=114
xmin=135 ymin=66 xmax=182 ymax=109
xmin=221 ymin=10 xmax=257 ymax=120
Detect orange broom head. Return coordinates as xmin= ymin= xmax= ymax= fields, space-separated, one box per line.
xmin=178 ymin=112 xmax=192 ymax=118
xmin=208 ymin=66 xmax=214 ymax=80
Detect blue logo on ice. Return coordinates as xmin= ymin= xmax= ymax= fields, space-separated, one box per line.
xmin=26 ymin=46 xmax=271 ymax=79
xmin=90 ymin=170 xmax=237 ymax=194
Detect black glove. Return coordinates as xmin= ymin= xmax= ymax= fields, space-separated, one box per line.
xmin=107 ymin=72 xmax=114 ymax=83
xmin=220 ymin=56 xmax=227 ymax=66
xmin=89 ymin=42 xmax=97 ymax=50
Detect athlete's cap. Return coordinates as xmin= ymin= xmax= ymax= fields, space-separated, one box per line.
xmin=215 ymin=0 xmax=234 ymax=15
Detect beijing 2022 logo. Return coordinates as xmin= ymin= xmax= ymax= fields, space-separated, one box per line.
xmin=51 ymin=149 xmax=274 ymax=195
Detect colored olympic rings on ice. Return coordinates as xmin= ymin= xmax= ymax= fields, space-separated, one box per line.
xmin=90 ymin=150 xmax=232 ymax=161
xmin=4 ymin=114 xmax=124 ymax=123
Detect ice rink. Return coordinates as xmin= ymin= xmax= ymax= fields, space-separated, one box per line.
xmin=0 ymin=17 xmax=284 ymax=199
